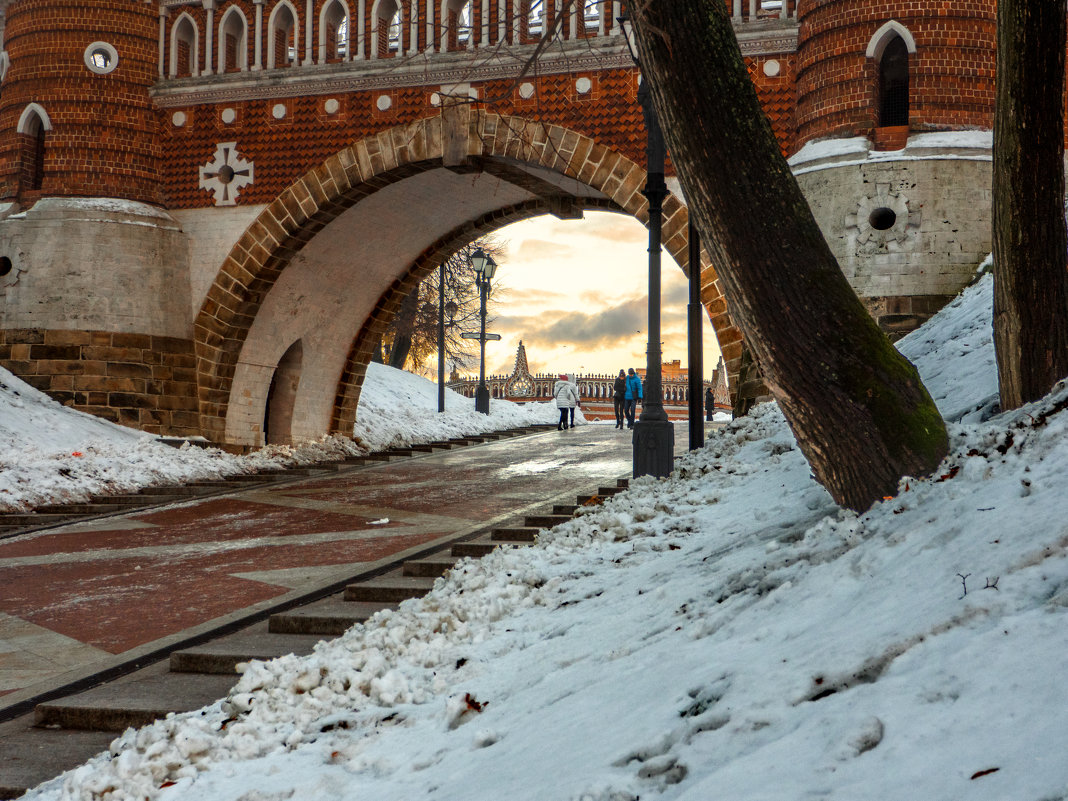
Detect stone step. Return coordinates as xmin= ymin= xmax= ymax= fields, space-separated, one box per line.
xmin=451 ymin=539 xmax=530 ymax=558
xmin=491 ymin=527 xmax=539 ymax=542
xmin=617 ymin=478 xmax=630 ymax=489
xmin=524 ymin=514 xmax=572 ymax=528
xmin=0 ymin=719 xmax=114 ymax=801
xmin=34 ymin=670 xmax=237 ymax=732
xmin=428 ymin=441 xmax=454 ymax=449
xmin=409 ymin=444 xmax=435 ymax=453
xmin=169 ymin=625 xmax=324 ymax=674
xmin=552 ymin=504 xmax=579 ymax=515
xmin=0 ymin=513 xmax=82 ymax=527
xmin=344 ymin=575 xmax=437 ymax=603
xmin=89 ymin=494 xmax=172 ymax=506
xmin=137 ymin=486 xmax=215 ymax=497
xmin=597 ymin=486 xmax=625 ymax=496
xmin=33 ymin=503 xmax=127 ymax=516
xmin=268 ymin=599 xmax=394 ymax=635
xmin=384 ymin=448 xmax=414 ymax=457
xmin=402 ymin=555 xmax=458 ymax=578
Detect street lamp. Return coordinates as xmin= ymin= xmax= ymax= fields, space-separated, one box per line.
xmin=469 ymin=247 xmax=497 ymax=414
xmin=618 ymin=12 xmax=674 ymax=478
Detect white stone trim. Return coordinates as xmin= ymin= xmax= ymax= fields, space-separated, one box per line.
xmin=319 ymin=0 xmax=351 ymax=62
xmin=17 ymin=102 xmax=51 ymax=133
xmin=866 ymin=20 xmax=917 ymax=60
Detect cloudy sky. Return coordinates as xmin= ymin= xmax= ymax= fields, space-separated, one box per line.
xmin=480 ymin=211 xmax=723 ymax=380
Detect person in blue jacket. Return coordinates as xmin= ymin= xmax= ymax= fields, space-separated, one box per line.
xmin=623 ymin=367 xmax=642 ymax=429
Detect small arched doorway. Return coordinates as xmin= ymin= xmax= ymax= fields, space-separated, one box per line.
xmin=263 ymin=340 xmax=303 ymax=445
xmin=878 ymin=35 xmax=909 ymax=127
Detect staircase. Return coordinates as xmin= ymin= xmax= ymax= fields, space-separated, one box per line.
xmin=0 ymin=462 xmax=627 ymax=799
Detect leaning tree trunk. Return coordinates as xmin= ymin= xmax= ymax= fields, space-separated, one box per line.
xmin=629 ymin=0 xmax=948 ymax=512
xmin=993 ymin=0 xmax=1068 ymax=410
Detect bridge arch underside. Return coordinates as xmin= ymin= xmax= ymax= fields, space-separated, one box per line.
xmin=194 ymin=113 xmax=742 ymax=447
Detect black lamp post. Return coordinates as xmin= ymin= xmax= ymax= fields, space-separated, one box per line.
xmin=618 ymin=13 xmax=674 ymax=478
xmin=469 ymin=247 xmax=497 ymax=415
xmin=687 ymin=222 xmax=704 ymax=450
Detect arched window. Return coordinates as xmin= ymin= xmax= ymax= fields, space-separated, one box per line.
xmin=441 ymin=0 xmax=472 ymax=50
xmin=268 ymin=2 xmax=300 ymax=68
xmin=320 ymin=0 xmax=350 ymax=62
xmin=582 ymin=0 xmax=600 ymax=35
xmin=17 ymin=104 xmax=50 ymax=193
xmin=879 ymin=35 xmax=909 ymax=127
xmin=218 ymin=6 xmax=248 ymax=73
xmin=170 ymin=13 xmax=199 ymax=78
xmin=372 ymin=0 xmax=402 ymax=57
xmin=525 ymin=0 xmax=544 ymax=41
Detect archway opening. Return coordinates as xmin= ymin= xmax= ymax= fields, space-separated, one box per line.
xmin=878 ymin=36 xmax=909 ymax=127
xmin=263 ymin=340 xmax=304 ymax=446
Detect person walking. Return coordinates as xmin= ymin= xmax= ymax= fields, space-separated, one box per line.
xmin=624 ymin=367 xmax=642 ymax=429
xmin=567 ymin=374 xmax=581 ymax=429
xmin=553 ymin=373 xmax=578 ymax=430
xmin=612 ymin=369 xmax=626 ymax=429
xmin=705 ymin=386 xmax=715 ymax=421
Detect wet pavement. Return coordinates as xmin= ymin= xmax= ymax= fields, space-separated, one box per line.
xmin=0 ymin=422 xmax=696 ymax=705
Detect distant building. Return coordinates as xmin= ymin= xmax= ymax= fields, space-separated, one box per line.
xmin=449 ymin=342 xmax=731 ymax=421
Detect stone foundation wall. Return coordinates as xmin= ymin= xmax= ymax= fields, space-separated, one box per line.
xmin=0 ymin=329 xmax=200 ymax=436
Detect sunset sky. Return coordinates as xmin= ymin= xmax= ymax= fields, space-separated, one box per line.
xmin=469 ymin=210 xmax=723 ymax=381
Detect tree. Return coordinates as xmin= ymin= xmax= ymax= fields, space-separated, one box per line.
xmin=382 ymin=237 xmax=507 ymax=372
xmin=992 ymin=0 xmax=1068 ymax=410
xmin=627 ymin=0 xmax=948 ymax=511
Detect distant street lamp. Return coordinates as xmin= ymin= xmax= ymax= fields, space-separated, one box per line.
xmin=468 ymin=247 xmax=498 ymax=414
xmin=618 ymin=12 xmax=674 ymax=478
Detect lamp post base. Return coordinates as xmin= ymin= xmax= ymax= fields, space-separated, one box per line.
xmin=475 ymin=385 xmax=490 ymax=414
xmin=632 ymin=418 xmax=674 ymax=478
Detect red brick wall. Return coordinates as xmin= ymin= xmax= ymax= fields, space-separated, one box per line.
xmin=0 ymin=0 xmax=164 ymax=204
xmin=795 ymin=0 xmax=996 ymax=150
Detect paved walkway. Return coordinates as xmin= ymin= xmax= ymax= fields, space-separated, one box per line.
xmin=0 ymin=423 xmax=695 ymax=705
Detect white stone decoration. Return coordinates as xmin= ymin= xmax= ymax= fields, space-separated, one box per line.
xmin=430 ymin=92 xmax=441 ymax=107
xmin=84 ymin=42 xmax=119 ymax=75
xmin=376 ymin=94 xmax=393 ymax=111
xmin=324 ymin=98 xmax=340 ymax=114
xmin=172 ymin=111 xmax=187 ymax=127
xmin=763 ymin=59 xmax=780 ymax=77
xmin=198 ymin=142 xmax=255 ymax=206
xmin=272 ymin=103 xmax=287 ymax=119
xmin=221 ymin=107 xmax=237 ymax=124
xmin=844 ymin=182 xmax=920 ymax=255
xmin=575 ymin=76 xmax=592 ymax=94
xmin=519 ymin=82 xmax=535 ymax=99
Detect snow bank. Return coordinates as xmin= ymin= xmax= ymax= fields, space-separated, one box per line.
xmin=19 ymin=254 xmax=1068 ymax=800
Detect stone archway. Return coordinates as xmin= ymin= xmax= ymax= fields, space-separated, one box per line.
xmin=193 ymin=108 xmax=742 ymax=445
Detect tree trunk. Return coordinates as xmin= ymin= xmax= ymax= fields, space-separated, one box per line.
xmin=993 ymin=0 xmax=1068 ymax=409
xmin=388 ymin=288 xmax=421 ymax=369
xmin=630 ymin=0 xmax=948 ymax=512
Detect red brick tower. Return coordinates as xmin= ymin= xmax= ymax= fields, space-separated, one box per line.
xmin=795 ymin=0 xmax=996 ymax=152
xmin=0 ymin=0 xmax=163 ymax=204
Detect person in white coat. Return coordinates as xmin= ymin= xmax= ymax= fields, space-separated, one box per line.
xmin=553 ymin=373 xmax=578 ymax=430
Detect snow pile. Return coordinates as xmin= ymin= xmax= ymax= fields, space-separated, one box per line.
xmin=0 ymin=362 xmax=557 ymax=512
xmin=21 ymin=272 xmax=1068 ymax=799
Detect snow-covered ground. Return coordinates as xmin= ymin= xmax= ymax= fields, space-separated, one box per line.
xmin=0 ymin=362 xmax=560 ymax=513
xmin=13 ymin=272 xmax=1068 ymax=800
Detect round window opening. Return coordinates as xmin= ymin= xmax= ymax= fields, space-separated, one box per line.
xmin=868 ymin=207 xmax=897 ymax=231
xmin=216 ymin=165 xmax=235 ymax=185
xmin=0 ymin=257 xmax=12 ymax=277
xmin=84 ymin=42 xmax=119 ymax=75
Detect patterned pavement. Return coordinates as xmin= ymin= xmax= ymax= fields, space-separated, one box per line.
xmin=0 ymin=424 xmax=692 ymax=700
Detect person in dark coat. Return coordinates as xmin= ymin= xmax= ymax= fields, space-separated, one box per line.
xmin=612 ymin=370 xmax=626 ymax=429
xmin=623 ymin=367 xmax=642 ymax=429
xmin=705 ymin=387 xmax=715 ymax=421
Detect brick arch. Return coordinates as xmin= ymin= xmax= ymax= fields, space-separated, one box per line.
xmin=193 ymin=110 xmax=741 ymax=444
